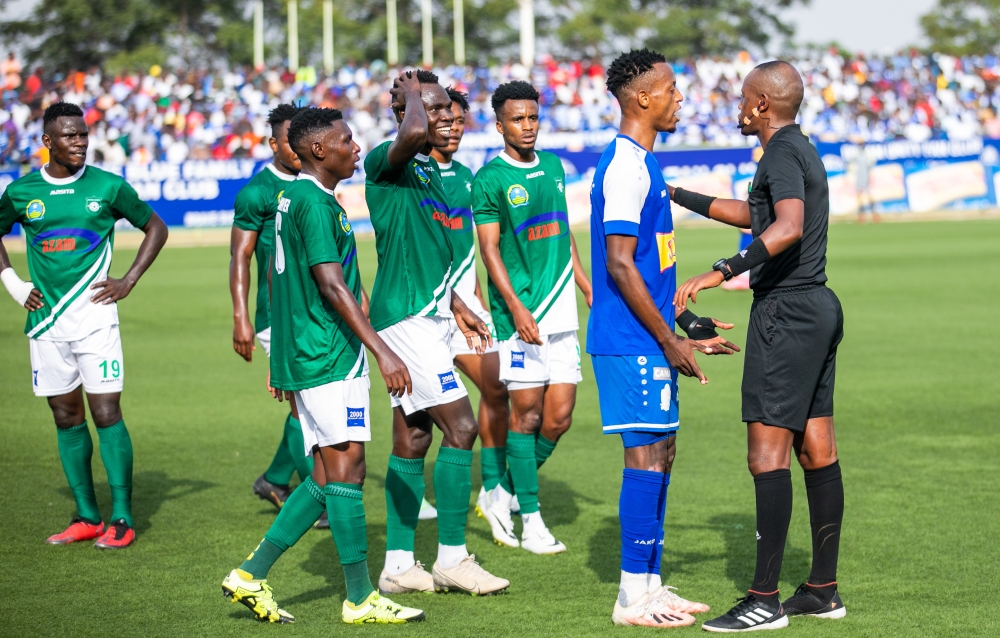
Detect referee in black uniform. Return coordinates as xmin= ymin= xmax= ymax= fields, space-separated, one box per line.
xmin=670 ymin=61 xmax=846 ymax=633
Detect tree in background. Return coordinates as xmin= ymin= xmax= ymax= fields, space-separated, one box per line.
xmin=921 ymin=0 xmax=1000 ymax=56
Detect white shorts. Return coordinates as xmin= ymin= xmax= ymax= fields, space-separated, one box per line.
xmin=378 ymin=315 xmax=468 ymax=414
xmin=449 ymin=300 xmax=498 ymax=357
xmin=29 ymin=324 xmax=124 ymax=397
xmin=257 ymin=327 xmax=271 ymax=357
xmin=499 ymin=330 xmax=583 ymax=391
xmin=294 ymin=375 xmax=372 ymax=453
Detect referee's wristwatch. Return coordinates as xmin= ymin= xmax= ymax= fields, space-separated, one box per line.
xmin=712 ymin=258 xmax=734 ymax=281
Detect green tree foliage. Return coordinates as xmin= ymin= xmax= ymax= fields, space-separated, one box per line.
xmin=921 ymin=0 xmax=1000 ymax=56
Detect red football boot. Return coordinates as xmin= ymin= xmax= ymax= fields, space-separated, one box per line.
xmin=94 ymin=519 xmax=135 ymax=549
xmin=46 ymin=518 xmax=105 ymax=545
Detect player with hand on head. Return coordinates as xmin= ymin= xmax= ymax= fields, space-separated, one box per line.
xmin=472 ymin=80 xmax=592 ymax=554
xmin=229 ymin=104 xmax=320 ymax=519
xmin=591 ymin=50 xmax=740 ymax=627
xmin=429 ymin=87 xmax=512 ymax=524
xmin=222 ymin=107 xmax=425 ymax=625
xmin=0 ymin=101 xmax=168 ymax=549
xmin=365 ymin=70 xmax=509 ymax=596
xmin=671 ymin=61 xmax=846 ymax=633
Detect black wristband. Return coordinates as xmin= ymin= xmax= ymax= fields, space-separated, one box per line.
xmin=676 ymin=309 xmax=719 ymax=340
xmin=671 ymin=188 xmax=716 ymax=218
xmin=725 ymin=237 xmax=771 ymax=276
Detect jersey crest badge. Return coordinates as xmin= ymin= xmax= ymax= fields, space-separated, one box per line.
xmin=556 ymin=179 xmax=564 ymax=194
xmin=506 ymin=184 xmax=529 ymax=207
xmin=26 ymin=199 xmax=45 ymax=222
xmin=339 ymin=210 xmax=353 ymax=234
xmin=656 ymin=231 xmax=676 ymax=272
xmin=414 ymin=164 xmax=431 ymax=187
xmin=86 ymin=197 xmax=102 ymax=213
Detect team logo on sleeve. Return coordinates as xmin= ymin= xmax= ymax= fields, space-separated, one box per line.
xmin=414 ymin=165 xmax=431 ymax=187
xmin=438 ymin=371 xmax=459 ymax=392
xmin=26 ymin=200 xmax=45 ymax=221
xmin=510 ymin=351 xmax=525 ymax=368
xmin=339 ymin=210 xmax=353 ymax=234
xmin=556 ymin=179 xmax=564 ymax=193
xmin=346 ymin=407 xmax=366 ymax=427
xmin=506 ymin=184 xmax=529 ymax=207
xmin=656 ymin=231 xmax=676 ymax=272
xmin=85 ymin=197 xmax=102 ymax=213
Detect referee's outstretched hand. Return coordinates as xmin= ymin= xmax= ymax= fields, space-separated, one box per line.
xmin=674 ymin=270 xmax=725 ymax=310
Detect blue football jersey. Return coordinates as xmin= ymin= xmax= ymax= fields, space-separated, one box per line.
xmin=587 ymin=135 xmax=677 ymax=355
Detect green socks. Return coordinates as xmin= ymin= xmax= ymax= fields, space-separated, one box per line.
xmin=56 ymin=422 xmax=100 ymax=524
xmin=325 ymin=482 xmax=374 ymax=605
xmin=535 ymin=434 xmax=557 ymax=469
xmin=241 ymin=476 xmax=326 ymax=579
xmin=505 ymin=431 xmax=540 ymax=514
xmin=96 ymin=420 xmax=134 ymax=527
xmin=435 ymin=447 xmax=473 ymax=546
xmin=263 ymin=414 xmax=297 ymax=486
xmin=385 ymin=455 xmax=424 ymax=552
xmin=480 ymin=446 xmax=507 ymax=492
xmin=285 ymin=416 xmax=313 ymax=483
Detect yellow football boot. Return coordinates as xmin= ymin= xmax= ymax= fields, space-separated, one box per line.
xmin=342 ymin=591 xmax=425 ymax=624
xmin=221 ymin=569 xmax=294 ymax=624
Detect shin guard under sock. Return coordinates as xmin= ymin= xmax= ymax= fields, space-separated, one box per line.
xmin=263 ymin=414 xmax=296 ymax=486
xmin=479 ymin=446 xmax=506 ymax=492
xmin=647 ymin=472 xmax=670 ymax=576
xmin=535 ymin=434 xmax=557 ymax=469
xmin=241 ymin=477 xmax=326 ymax=579
xmin=434 ymin=447 xmax=473 ymax=546
xmin=804 ymin=461 xmax=844 ymax=589
xmin=96 ymin=420 xmax=133 ymax=527
xmin=619 ymin=468 xmax=664 ymax=574
xmin=750 ymin=468 xmax=793 ymax=603
xmin=56 ymin=422 xmax=101 ymax=524
xmin=385 ymin=455 xmax=424 ymax=552
xmin=326 ymin=482 xmax=374 ymax=605
xmin=506 ymin=432 xmax=539 ymax=514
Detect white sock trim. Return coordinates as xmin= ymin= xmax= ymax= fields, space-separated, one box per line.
xmin=436 ymin=543 xmax=469 ymax=569
xmin=620 ymin=571 xmax=649 ymax=607
xmin=647 ymin=573 xmax=662 ymax=593
xmin=384 ymin=549 xmax=415 ymax=575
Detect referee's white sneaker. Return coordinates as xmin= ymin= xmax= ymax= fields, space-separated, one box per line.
xmin=702 ymin=595 xmax=788 ymax=632
xmin=519 ymin=511 xmax=566 ymax=554
xmin=481 ymin=487 xmax=519 ymax=548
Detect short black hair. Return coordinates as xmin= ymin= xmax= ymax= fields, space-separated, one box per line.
xmin=606 ymin=48 xmax=667 ymax=100
xmin=43 ymin=102 xmax=84 ymax=130
xmin=491 ymin=81 xmax=539 ymax=114
xmin=416 ymin=70 xmax=439 ymax=85
xmin=447 ymin=87 xmax=470 ymax=112
xmin=286 ymin=107 xmax=344 ymax=154
xmin=268 ymin=104 xmax=301 ymax=128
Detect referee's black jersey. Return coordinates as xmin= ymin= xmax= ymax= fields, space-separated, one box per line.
xmin=747 ymin=125 xmax=829 ymax=290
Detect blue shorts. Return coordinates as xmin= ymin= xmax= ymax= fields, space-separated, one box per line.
xmin=592 ymin=354 xmax=679 ymax=442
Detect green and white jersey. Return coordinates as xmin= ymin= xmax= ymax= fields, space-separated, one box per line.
xmin=232 ymin=163 xmax=296 ymax=333
xmin=364 ymin=141 xmax=454 ymax=331
xmin=0 ymin=165 xmax=153 ymax=341
xmin=270 ymin=174 xmax=367 ymax=391
xmin=439 ymin=159 xmax=477 ymax=302
xmin=472 ymin=151 xmax=578 ymax=340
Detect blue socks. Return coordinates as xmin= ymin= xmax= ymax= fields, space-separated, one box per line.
xmin=648 ymin=472 xmax=670 ymax=576
xmin=619 ymin=468 xmax=666 ymax=574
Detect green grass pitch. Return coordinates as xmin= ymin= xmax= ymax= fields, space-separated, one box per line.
xmin=2 ymin=220 xmax=998 ymax=637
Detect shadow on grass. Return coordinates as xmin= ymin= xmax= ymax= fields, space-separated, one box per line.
xmin=706 ymin=513 xmax=810 ymax=592
xmin=285 ymin=534 xmax=346 ymax=606
xmin=61 ymin=470 xmax=215 ymax=534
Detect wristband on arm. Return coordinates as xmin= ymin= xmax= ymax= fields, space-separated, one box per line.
xmin=676 ymin=309 xmax=719 ymax=340
xmin=671 ymin=187 xmax=716 ymax=218
xmin=721 ymin=236 xmax=771 ymax=277
xmin=1 ymin=267 xmax=35 ymax=306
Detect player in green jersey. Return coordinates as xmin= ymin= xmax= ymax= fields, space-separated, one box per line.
xmin=222 ymin=108 xmax=425 ymax=625
xmin=229 ymin=104 xmax=330 ymax=526
xmin=365 ymin=70 xmax=509 ymax=596
xmin=0 ymin=102 xmax=168 ymax=549
xmin=474 ymin=81 xmax=593 ymax=554
xmin=430 ymin=87 xmax=512 ymax=523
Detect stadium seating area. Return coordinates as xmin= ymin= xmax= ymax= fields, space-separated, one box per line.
xmin=3 ymin=49 xmax=1000 ymax=165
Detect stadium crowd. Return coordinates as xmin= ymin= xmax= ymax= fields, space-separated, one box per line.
xmin=3 ymin=48 xmax=1000 ymax=166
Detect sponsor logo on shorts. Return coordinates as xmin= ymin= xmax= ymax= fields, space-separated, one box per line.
xmin=506 ymin=184 xmax=529 ymax=207
xmin=510 ymin=351 xmax=525 ymax=368
xmin=438 ymin=371 xmax=459 ymax=392
xmin=637 ymin=356 xmax=647 ymax=365
xmin=26 ymin=199 xmax=45 ymax=221
xmin=653 ymin=367 xmax=671 ymax=380
xmin=86 ymin=197 xmax=102 ymax=213
xmin=347 ymin=407 xmax=366 ymax=427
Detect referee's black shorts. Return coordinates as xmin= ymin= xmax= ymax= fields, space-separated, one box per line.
xmin=742 ymin=284 xmax=844 ymax=432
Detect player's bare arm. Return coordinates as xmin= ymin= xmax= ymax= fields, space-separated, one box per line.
xmin=360 ymin=285 xmax=371 ymax=320
xmin=569 ymin=232 xmax=592 ymax=308
xmin=311 ymin=261 xmax=411 ymax=398
xmin=605 ymin=234 xmax=714 ymax=383
xmin=229 ymin=226 xmax=259 ymax=361
xmin=675 ymin=198 xmax=803 ymax=309
xmin=386 ymin=72 xmax=430 ymax=169
xmin=0 ymin=239 xmax=43 ymax=310
xmin=90 ymin=212 xmax=168 ymax=305
xmin=476 ymin=221 xmax=541 ymax=345
xmin=450 ymin=289 xmax=492 ymax=354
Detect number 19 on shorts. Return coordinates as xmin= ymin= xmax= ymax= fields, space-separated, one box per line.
xmin=99 ymin=359 xmax=121 ymax=379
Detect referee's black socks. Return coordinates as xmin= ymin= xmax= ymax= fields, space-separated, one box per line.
xmin=750 ymin=468 xmax=793 ymax=604
xmin=804 ymin=460 xmax=844 ymax=598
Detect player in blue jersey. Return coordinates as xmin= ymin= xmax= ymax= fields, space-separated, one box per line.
xmin=590 ymin=49 xmax=740 ymax=628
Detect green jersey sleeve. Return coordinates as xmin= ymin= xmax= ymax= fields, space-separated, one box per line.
xmin=111 ymin=180 xmax=154 ymax=228
xmin=364 ymin=141 xmax=400 ymax=184
xmin=0 ymin=191 xmax=17 ymax=235
xmin=233 ymin=184 xmax=265 ymax=232
xmin=472 ymin=170 xmax=502 ymax=225
xmin=299 ymin=204 xmax=342 ymax=267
